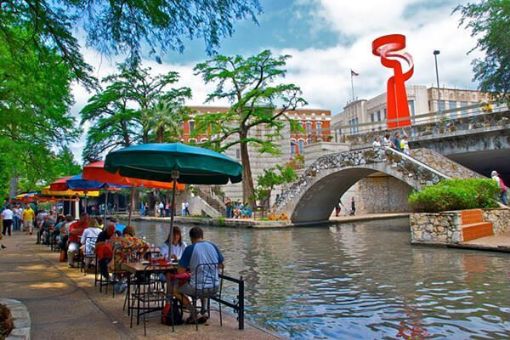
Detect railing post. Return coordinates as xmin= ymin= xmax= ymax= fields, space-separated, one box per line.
xmin=239 ymin=276 xmax=244 ymax=330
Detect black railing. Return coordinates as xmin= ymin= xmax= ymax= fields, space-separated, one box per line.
xmin=211 ymin=273 xmax=245 ymax=330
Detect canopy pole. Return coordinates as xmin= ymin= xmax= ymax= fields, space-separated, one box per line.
xmin=103 ymin=189 xmax=109 ymax=224
xmin=169 ymin=170 xmax=179 ymax=248
xmin=169 ymin=179 xmax=177 ymax=246
xmin=128 ymin=187 xmax=134 ymax=225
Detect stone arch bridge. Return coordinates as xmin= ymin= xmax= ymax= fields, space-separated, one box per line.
xmin=273 ymin=147 xmax=481 ymax=225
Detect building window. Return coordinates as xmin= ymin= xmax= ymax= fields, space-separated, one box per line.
xmin=306 ymin=121 xmax=312 ymax=133
xmin=290 ymin=140 xmax=296 ymax=156
xmin=438 ymin=100 xmax=446 ymax=112
xmin=383 ymin=108 xmax=387 ymax=119
xmin=317 ymin=121 xmax=322 ymax=135
xmin=188 ymin=120 xmax=195 ymax=133
xmin=298 ymin=140 xmax=304 ymax=154
xmin=460 ymin=101 xmax=468 ymax=115
xmin=408 ymin=100 xmax=415 ymax=116
xmin=370 ymin=113 xmax=374 ymax=122
xmin=377 ymin=111 xmax=381 ymax=121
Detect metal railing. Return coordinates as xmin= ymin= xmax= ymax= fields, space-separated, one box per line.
xmin=334 ymin=101 xmax=509 ymax=137
xmin=211 ymin=273 xmax=245 ymax=330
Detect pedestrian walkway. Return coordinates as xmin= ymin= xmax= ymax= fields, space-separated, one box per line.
xmin=461 ymin=231 xmax=510 ymax=252
xmin=0 ymin=232 xmax=279 ymax=339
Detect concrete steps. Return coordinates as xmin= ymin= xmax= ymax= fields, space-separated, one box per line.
xmin=460 ymin=209 xmax=494 ymax=242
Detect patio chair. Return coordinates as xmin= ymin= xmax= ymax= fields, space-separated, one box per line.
xmin=189 ymin=263 xmax=224 ymax=331
xmin=80 ymin=237 xmax=97 ymax=275
xmin=129 ymin=263 xmax=167 ymax=332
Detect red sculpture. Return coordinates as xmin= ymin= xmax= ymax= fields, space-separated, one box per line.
xmin=372 ymin=34 xmax=414 ymax=128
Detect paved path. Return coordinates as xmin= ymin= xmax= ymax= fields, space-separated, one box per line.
xmin=462 ymin=231 xmax=510 ymax=252
xmin=0 ymin=232 xmax=279 ymax=339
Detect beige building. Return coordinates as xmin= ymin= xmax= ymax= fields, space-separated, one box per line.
xmin=332 ymin=86 xmax=490 ymax=139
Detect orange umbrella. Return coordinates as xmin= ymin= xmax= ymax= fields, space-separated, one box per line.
xmin=82 ymin=161 xmax=185 ymax=190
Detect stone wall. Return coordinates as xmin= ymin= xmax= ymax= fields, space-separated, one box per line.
xmin=483 ymin=208 xmax=510 ymax=234
xmin=410 ymin=212 xmax=462 ymax=244
xmin=357 ymin=175 xmax=413 ymax=213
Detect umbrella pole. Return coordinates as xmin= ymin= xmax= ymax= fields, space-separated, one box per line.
xmin=169 ymin=178 xmax=177 ymax=246
xmin=103 ymin=190 xmax=109 ymax=223
xmin=128 ymin=187 xmax=134 ymax=225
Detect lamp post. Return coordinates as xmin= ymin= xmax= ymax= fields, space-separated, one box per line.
xmin=433 ymin=50 xmax=441 ymax=113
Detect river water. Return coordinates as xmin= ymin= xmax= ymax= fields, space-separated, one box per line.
xmin=135 ymin=218 xmax=510 ymax=339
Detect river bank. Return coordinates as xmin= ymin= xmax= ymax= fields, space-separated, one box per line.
xmin=120 ymin=212 xmax=411 ymax=229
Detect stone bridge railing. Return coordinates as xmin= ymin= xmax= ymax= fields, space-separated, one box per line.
xmin=336 ymin=102 xmax=510 ymax=147
xmin=273 ymin=147 xmax=464 ymax=212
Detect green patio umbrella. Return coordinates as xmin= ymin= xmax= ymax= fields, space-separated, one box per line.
xmin=104 ymin=143 xmax=243 ymax=245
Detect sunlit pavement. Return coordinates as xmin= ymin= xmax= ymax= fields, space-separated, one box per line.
xmin=0 ymin=232 xmax=279 ymax=340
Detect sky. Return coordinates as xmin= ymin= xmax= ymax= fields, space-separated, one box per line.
xmin=70 ymin=0 xmax=480 ymax=161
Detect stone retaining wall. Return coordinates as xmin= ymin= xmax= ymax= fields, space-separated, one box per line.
xmin=483 ymin=209 xmax=510 ymax=234
xmin=410 ymin=212 xmax=461 ymax=244
xmin=0 ymin=298 xmax=30 ymax=340
xmin=411 ymin=208 xmax=510 ymax=245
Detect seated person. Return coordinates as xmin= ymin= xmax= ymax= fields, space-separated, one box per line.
xmin=174 ymin=227 xmax=224 ymax=323
xmin=80 ymin=218 xmax=102 ymax=268
xmin=95 ymin=223 xmax=116 ymax=280
xmin=67 ymin=214 xmax=90 ymax=268
xmin=58 ymin=215 xmax=74 ymax=251
xmin=160 ymin=226 xmax=187 ymax=261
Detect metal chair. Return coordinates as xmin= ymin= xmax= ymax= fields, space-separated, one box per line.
xmin=81 ymin=236 xmax=97 ymax=275
xmin=189 ymin=263 xmax=223 ymax=331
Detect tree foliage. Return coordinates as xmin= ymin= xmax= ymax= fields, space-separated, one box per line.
xmin=81 ymin=59 xmax=191 ymax=161
xmin=456 ymin=0 xmax=510 ymax=101
xmin=1 ymin=0 xmax=262 ymax=88
xmin=193 ymin=50 xmax=307 ymax=204
xmin=255 ymin=165 xmax=297 ymax=209
xmin=0 ymin=24 xmax=79 ymax=197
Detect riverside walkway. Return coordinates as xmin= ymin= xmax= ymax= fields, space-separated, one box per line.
xmin=0 ymin=232 xmax=278 ymax=340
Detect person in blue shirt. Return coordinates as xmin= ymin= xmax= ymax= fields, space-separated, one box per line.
xmin=175 ymin=226 xmax=224 ymax=323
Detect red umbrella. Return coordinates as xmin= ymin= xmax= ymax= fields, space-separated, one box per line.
xmin=49 ymin=176 xmax=73 ymax=191
xmin=83 ymin=161 xmax=185 ymax=190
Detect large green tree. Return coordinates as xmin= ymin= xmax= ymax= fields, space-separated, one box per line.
xmin=193 ymin=50 xmax=307 ymax=205
xmin=81 ymin=60 xmax=191 ymax=161
xmin=456 ymin=0 xmax=510 ymax=101
xmin=0 ymin=25 xmax=79 ymax=197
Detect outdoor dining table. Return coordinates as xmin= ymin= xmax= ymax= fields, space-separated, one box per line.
xmin=122 ymin=261 xmax=179 ymax=325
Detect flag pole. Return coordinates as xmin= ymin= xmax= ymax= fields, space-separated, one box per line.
xmin=351 ymin=71 xmax=355 ymax=101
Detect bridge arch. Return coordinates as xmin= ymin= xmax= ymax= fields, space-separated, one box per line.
xmin=288 ymin=164 xmax=419 ymax=224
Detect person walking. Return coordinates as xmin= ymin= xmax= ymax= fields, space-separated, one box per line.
xmin=1 ymin=205 xmax=14 ymax=236
xmin=400 ymin=135 xmax=410 ymax=155
xmin=335 ymin=199 xmax=343 ymax=217
xmin=22 ymin=205 xmax=35 ymax=235
xmin=491 ymin=170 xmax=508 ymax=205
xmin=392 ymin=132 xmax=402 ymax=152
xmin=350 ymin=197 xmax=356 ymax=216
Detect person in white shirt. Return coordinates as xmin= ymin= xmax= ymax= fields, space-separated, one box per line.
xmin=2 ymin=205 xmax=14 ymax=236
xmin=160 ymin=226 xmax=187 ymax=261
xmin=80 ymin=218 xmax=102 ymax=268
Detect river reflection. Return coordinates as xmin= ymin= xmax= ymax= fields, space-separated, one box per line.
xmin=135 ymin=218 xmax=510 ymax=339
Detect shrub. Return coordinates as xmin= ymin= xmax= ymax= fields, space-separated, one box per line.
xmin=408 ymin=178 xmax=499 ymax=212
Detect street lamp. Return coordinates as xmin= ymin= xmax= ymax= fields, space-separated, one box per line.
xmin=433 ymin=50 xmax=441 ymax=112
